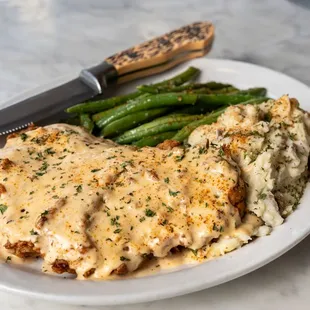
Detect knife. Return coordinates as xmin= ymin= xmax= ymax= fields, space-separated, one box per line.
xmin=0 ymin=21 xmax=214 ymax=135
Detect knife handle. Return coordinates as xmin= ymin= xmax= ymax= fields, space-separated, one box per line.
xmin=81 ymin=21 xmax=214 ymax=93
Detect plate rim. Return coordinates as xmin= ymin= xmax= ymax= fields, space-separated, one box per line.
xmin=1 ymin=58 xmax=310 ymax=306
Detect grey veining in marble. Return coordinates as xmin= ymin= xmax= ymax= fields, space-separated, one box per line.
xmin=1 ymin=0 xmax=310 ymax=309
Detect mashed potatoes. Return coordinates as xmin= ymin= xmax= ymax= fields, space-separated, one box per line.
xmin=189 ymin=95 xmax=310 ymax=230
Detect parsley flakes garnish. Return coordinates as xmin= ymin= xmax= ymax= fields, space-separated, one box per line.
xmin=169 ymin=189 xmax=180 ymax=197
xmin=41 ymin=210 xmax=49 ymax=216
xmin=20 ymin=133 xmax=28 ymax=141
xmin=199 ymin=147 xmax=206 ymax=154
xmin=45 ymin=147 xmax=55 ymax=155
xmin=30 ymin=229 xmax=38 ymax=235
xmin=258 ymin=191 xmax=267 ymax=200
xmin=213 ymin=223 xmax=224 ymax=232
xmin=166 ymin=206 xmax=174 ymax=213
xmin=120 ymin=256 xmax=130 ymax=261
xmin=218 ymin=147 xmax=225 ymax=157
xmin=145 ymin=209 xmax=156 ymax=217
xmin=190 ymin=249 xmax=198 ymax=256
xmin=75 ymin=185 xmax=83 ymax=193
xmin=0 ymin=204 xmax=8 ymax=214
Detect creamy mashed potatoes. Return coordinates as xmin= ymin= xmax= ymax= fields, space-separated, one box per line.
xmin=189 ymin=95 xmax=310 ymax=229
xmin=0 ymin=95 xmax=309 ymax=279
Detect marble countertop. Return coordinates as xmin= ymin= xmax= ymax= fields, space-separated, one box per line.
xmin=1 ymin=0 xmax=310 ymax=309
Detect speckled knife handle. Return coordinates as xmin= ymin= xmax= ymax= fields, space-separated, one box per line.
xmin=81 ymin=22 xmax=214 ymax=92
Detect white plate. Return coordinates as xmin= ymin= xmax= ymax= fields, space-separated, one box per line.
xmin=1 ymin=58 xmax=310 ymax=306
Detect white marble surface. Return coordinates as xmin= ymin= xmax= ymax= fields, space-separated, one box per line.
xmin=1 ymin=0 xmax=310 ymax=309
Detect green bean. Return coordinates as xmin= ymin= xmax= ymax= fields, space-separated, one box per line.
xmin=101 ymin=108 xmax=169 ymax=138
xmin=191 ymin=86 xmax=238 ymax=94
xmin=79 ymin=114 xmax=94 ymax=133
xmin=66 ymin=91 xmax=141 ymax=114
xmin=176 ymin=102 xmax=226 ymax=115
xmin=235 ymin=87 xmax=267 ymax=97
xmin=138 ymin=80 xmax=234 ymax=94
xmin=115 ymin=114 xmax=203 ymax=144
xmin=197 ymin=94 xmax=256 ymax=106
xmin=173 ymin=109 xmax=225 ymax=142
xmin=132 ymin=131 xmax=177 ymax=147
xmin=95 ymin=93 xmax=198 ymax=128
xmin=237 ymin=97 xmax=270 ymax=105
xmin=137 ymin=67 xmax=200 ymax=93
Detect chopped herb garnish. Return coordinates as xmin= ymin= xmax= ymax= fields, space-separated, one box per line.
xmin=6 ymin=256 xmax=11 ymax=263
xmin=199 ymin=147 xmax=206 ymax=154
xmin=91 ymin=169 xmax=101 ymax=173
xmin=110 ymin=216 xmax=120 ymax=226
xmin=0 ymin=204 xmax=8 ymax=214
xmin=160 ymin=219 xmax=168 ymax=226
xmin=120 ymin=160 xmax=133 ymax=169
xmin=145 ymin=209 xmax=156 ymax=217
xmin=164 ymin=177 xmax=170 ymax=184
xmin=258 ymin=191 xmax=267 ymax=200
xmin=30 ymin=229 xmax=38 ymax=235
xmin=113 ymin=228 xmax=122 ymax=234
xmin=167 ymin=206 xmax=174 ymax=213
xmin=2 ymin=177 xmax=8 ymax=182
xmin=29 ymin=191 xmax=34 ymax=195
xmin=146 ymin=196 xmax=151 ymax=202
xmin=41 ymin=210 xmax=49 ymax=216
xmin=20 ymin=133 xmax=28 ymax=141
xmin=120 ymin=256 xmax=130 ymax=261
xmin=219 ymin=147 xmax=225 ymax=157
xmin=139 ymin=217 xmax=146 ymax=222
xmin=205 ymin=202 xmax=208 ymax=208
xmin=213 ymin=223 xmax=224 ymax=232
xmin=175 ymin=154 xmax=185 ymax=162
xmin=169 ymin=189 xmax=180 ymax=197
xmin=75 ymin=185 xmax=83 ymax=193
xmin=45 ymin=147 xmax=55 ymax=155
xmin=190 ymin=249 xmax=198 ymax=256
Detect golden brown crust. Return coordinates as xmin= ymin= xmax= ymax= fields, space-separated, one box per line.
xmin=113 ymin=263 xmax=128 ymax=275
xmin=0 ymin=158 xmax=14 ymax=171
xmin=0 ymin=183 xmax=6 ymax=194
xmin=228 ymin=178 xmax=246 ymax=217
xmin=157 ymin=140 xmax=181 ymax=150
xmin=4 ymin=240 xmax=41 ymax=258
xmin=51 ymin=259 xmax=76 ymax=274
xmin=83 ymin=268 xmax=96 ymax=278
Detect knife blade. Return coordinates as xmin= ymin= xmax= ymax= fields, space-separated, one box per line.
xmin=0 ymin=21 xmax=215 ymax=135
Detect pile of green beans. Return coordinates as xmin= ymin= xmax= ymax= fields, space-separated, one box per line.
xmin=65 ymin=66 xmax=269 ymax=147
